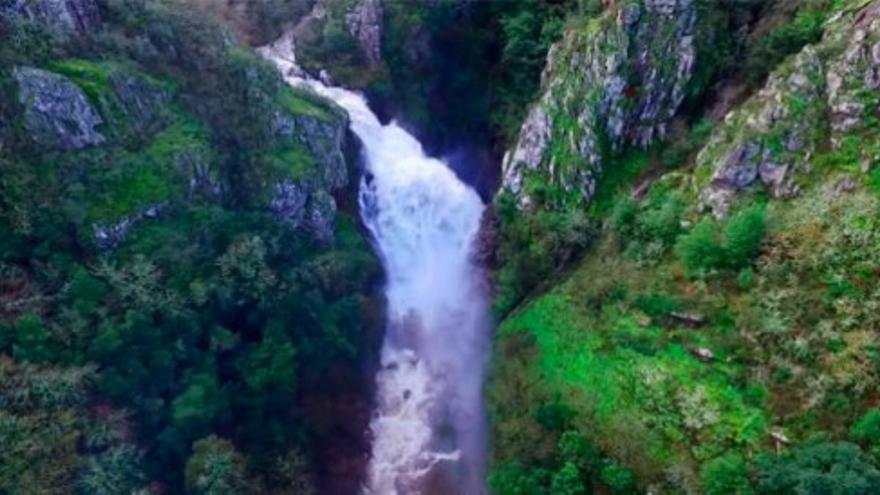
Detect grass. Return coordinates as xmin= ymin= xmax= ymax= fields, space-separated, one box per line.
xmin=86 ymin=116 xmax=209 ymax=223
xmin=277 ymin=85 xmax=337 ymax=123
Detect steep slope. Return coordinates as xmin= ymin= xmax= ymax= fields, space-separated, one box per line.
xmin=489 ymin=1 xmax=880 ymax=494
xmin=0 ymin=1 xmax=381 ymax=493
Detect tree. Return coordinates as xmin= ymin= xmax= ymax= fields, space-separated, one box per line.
xmin=551 ymin=462 xmax=586 ymax=495
xmin=702 ymin=453 xmax=754 ymax=495
xmin=185 ymin=436 xmax=252 ymax=495
xmin=756 ymin=441 xmax=880 ymax=495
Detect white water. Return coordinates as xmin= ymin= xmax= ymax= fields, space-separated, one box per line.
xmin=260 ymin=36 xmax=490 ymax=494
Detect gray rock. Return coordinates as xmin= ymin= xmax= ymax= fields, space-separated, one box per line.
xmin=9 ymin=0 xmax=100 ymax=34
xmin=305 ymin=189 xmax=337 ymax=242
xmin=346 ymin=0 xmax=383 ymax=64
xmin=92 ymin=203 xmax=166 ymax=250
xmin=14 ymin=66 xmax=106 ymax=150
xmin=502 ymin=0 xmax=701 ymax=209
xmin=270 ymin=181 xmax=309 ymax=227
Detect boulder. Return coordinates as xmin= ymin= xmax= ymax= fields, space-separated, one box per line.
xmin=13 ymin=66 xmax=106 ymax=150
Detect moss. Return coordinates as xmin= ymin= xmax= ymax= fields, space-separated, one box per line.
xmin=85 ymin=115 xmax=210 ymax=223
xmin=267 ymin=143 xmax=317 ymax=181
xmin=277 ymin=85 xmax=336 ymax=123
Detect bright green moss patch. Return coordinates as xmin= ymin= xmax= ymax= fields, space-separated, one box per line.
xmin=84 ymin=117 xmax=210 ymax=223
xmin=267 ymin=143 xmax=317 ymax=181
xmin=278 ymin=85 xmax=336 ymax=123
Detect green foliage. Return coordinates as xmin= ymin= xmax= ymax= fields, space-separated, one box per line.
xmin=724 ymin=205 xmax=767 ymax=270
xmin=185 ymin=435 xmax=252 ymax=495
xmin=851 ymin=410 xmax=880 ymax=446
xmin=11 ymin=313 xmax=52 ymax=363
xmin=551 ymin=462 xmax=587 ymax=495
xmin=675 ymin=218 xmax=724 ymax=277
xmin=489 ymin=462 xmax=548 ymax=495
xmin=493 ymin=199 xmax=595 ymax=316
xmin=701 ymin=453 xmax=754 ymax=495
xmin=600 ymin=462 xmax=636 ymax=494
xmin=756 ymin=442 xmax=880 ymax=495
xmin=743 ymin=3 xmax=829 ymax=87
xmin=676 ymin=205 xmax=767 ymax=277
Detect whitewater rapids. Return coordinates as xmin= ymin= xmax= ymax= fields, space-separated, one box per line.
xmin=261 ymin=35 xmax=490 ymax=494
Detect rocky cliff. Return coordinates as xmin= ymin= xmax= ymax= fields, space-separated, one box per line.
xmin=502 ymin=0 xmax=721 ymax=210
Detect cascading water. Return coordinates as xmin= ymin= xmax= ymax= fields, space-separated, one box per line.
xmin=260 ymin=35 xmax=490 ymax=494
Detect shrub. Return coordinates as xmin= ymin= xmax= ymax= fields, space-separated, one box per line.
xmin=551 ymin=462 xmax=586 ymax=495
xmin=600 ymin=462 xmax=636 ymax=494
xmin=701 ymin=453 xmax=754 ymax=495
xmin=639 ymin=194 xmax=684 ymax=246
xmin=676 ymin=219 xmax=723 ymax=277
xmin=851 ymin=409 xmax=880 ymax=446
xmin=609 ymin=196 xmax=639 ymax=241
xmin=723 ymin=205 xmax=767 ymax=270
xmin=488 ymin=462 xmax=548 ymax=495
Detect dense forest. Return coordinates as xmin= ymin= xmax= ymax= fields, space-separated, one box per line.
xmin=2 ymin=0 xmax=880 ymax=494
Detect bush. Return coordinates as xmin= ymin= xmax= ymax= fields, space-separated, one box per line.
xmin=488 ymin=462 xmax=548 ymax=495
xmin=675 ymin=219 xmax=723 ymax=277
xmin=851 ymin=409 xmax=880 ymax=446
xmin=723 ymin=205 xmax=766 ymax=270
xmin=551 ymin=462 xmax=586 ymax=495
xmin=600 ymin=462 xmax=636 ymax=494
xmin=701 ymin=453 xmax=754 ymax=495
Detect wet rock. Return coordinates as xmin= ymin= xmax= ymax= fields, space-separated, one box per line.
xmin=8 ymin=0 xmax=101 ymax=34
xmin=13 ymin=66 xmax=106 ymax=150
xmin=346 ymin=0 xmax=383 ymax=64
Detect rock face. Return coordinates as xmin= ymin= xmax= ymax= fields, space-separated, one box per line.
xmin=502 ymin=0 xmax=706 ymax=209
xmin=105 ymin=72 xmax=171 ymax=140
xmin=270 ymin=99 xmax=351 ymax=242
xmin=8 ymin=0 xmax=101 ymax=33
xmin=698 ymin=3 xmax=880 ymax=217
xmin=346 ymin=0 xmax=383 ymax=64
xmin=13 ymin=66 xmax=106 ymax=150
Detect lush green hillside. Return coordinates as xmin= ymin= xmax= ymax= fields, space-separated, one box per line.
xmin=488 ymin=1 xmax=880 ymax=493
xmin=0 ymin=1 xmax=380 ymax=493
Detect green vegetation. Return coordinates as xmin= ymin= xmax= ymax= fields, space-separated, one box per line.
xmin=489 ymin=3 xmax=880 ymax=494
xmin=0 ymin=1 xmax=380 ymax=493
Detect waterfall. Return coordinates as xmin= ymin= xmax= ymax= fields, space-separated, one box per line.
xmin=260 ymin=35 xmax=490 ymax=495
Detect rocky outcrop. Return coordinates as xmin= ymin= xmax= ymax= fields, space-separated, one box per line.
xmin=8 ymin=0 xmax=101 ymax=34
xmin=346 ymin=0 xmax=383 ymax=64
xmin=698 ymin=2 xmax=880 ymax=217
xmin=104 ymin=72 xmax=171 ymax=140
xmin=93 ymin=204 xmax=165 ymax=251
xmin=502 ymin=0 xmax=706 ymax=209
xmin=13 ymin=66 xmax=106 ymax=150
